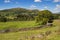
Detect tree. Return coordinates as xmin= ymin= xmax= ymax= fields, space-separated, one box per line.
xmin=0 ymin=16 xmax=7 ymax=22
xmin=36 ymin=10 xmax=53 ymax=25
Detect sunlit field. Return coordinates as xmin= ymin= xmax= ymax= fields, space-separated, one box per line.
xmin=0 ymin=21 xmax=37 ymax=30
xmin=0 ymin=20 xmax=60 ymax=40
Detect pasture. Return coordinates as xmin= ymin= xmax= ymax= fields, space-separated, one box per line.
xmin=0 ymin=20 xmax=60 ymax=40
xmin=0 ymin=21 xmax=36 ymax=30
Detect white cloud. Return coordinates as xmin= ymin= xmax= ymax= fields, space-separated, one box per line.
xmin=4 ymin=0 xmax=10 ymax=3
xmin=42 ymin=6 xmax=48 ymax=10
xmin=44 ymin=6 xmax=48 ymax=9
xmin=29 ymin=5 xmax=37 ymax=9
xmin=54 ymin=4 xmax=60 ymax=12
xmin=34 ymin=0 xmax=42 ymax=2
xmin=54 ymin=0 xmax=60 ymax=2
xmin=30 ymin=5 xmax=36 ymax=8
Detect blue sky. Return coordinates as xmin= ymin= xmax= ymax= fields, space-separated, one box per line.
xmin=0 ymin=0 xmax=60 ymax=13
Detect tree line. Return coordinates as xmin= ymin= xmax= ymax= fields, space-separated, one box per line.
xmin=0 ymin=8 xmax=60 ymax=25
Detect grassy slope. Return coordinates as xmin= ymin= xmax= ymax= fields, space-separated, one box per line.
xmin=0 ymin=21 xmax=36 ymax=30
xmin=0 ymin=20 xmax=60 ymax=40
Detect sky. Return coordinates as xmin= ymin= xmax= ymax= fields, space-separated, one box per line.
xmin=0 ymin=0 xmax=60 ymax=13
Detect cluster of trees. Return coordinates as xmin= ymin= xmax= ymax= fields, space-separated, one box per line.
xmin=0 ymin=8 xmax=60 ymax=25
xmin=0 ymin=14 xmax=35 ymax=22
xmin=14 ymin=14 xmax=35 ymax=21
xmin=53 ymin=13 xmax=60 ymax=19
xmin=0 ymin=8 xmax=38 ymax=22
xmin=0 ymin=16 xmax=7 ymax=22
xmin=35 ymin=10 xmax=54 ymax=25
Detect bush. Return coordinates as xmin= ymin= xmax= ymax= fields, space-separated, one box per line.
xmin=35 ymin=10 xmax=53 ymax=25
xmin=0 ymin=16 xmax=7 ymax=22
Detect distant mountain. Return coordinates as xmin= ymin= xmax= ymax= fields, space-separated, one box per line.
xmin=54 ymin=12 xmax=60 ymax=14
xmin=0 ymin=8 xmax=39 ymax=16
xmin=0 ymin=8 xmax=39 ymax=13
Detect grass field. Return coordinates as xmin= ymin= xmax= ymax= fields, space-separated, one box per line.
xmin=0 ymin=20 xmax=60 ymax=40
xmin=0 ymin=21 xmax=37 ymax=30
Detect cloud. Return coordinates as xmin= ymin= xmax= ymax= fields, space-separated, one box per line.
xmin=30 ymin=5 xmax=36 ymax=8
xmin=54 ymin=4 xmax=60 ymax=12
xmin=44 ymin=6 xmax=48 ymax=9
xmin=54 ymin=0 xmax=60 ymax=2
xmin=40 ymin=6 xmax=48 ymax=10
xmin=29 ymin=5 xmax=37 ymax=9
xmin=34 ymin=0 xmax=42 ymax=2
xmin=4 ymin=0 xmax=10 ymax=3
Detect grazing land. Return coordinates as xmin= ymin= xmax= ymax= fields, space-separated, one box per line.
xmin=0 ymin=21 xmax=37 ymax=30
xmin=0 ymin=20 xmax=60 ymax=40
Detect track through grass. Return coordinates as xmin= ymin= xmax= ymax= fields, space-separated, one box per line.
xmin=0 ymin=20 xmax=60 ymax=40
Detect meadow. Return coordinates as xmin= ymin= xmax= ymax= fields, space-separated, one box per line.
xmin=0 ymin=20 xmax=60 ymax=40
xmin=0 ymin=21 xmax=37 ymax=30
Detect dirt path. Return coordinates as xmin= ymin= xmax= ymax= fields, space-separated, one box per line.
xmin=19 ymin=25 xmax=46 ymax=31
xmin=0 ymin=25 xmax=48 ymax=33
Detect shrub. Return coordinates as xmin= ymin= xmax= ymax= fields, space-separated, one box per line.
xmin=0 ymin=16 xmax=7 ymax=22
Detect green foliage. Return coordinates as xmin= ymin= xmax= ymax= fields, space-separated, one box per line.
xmin=0 ymin=8 xmax=38 ymax=21
xmin=36 ymin=10 xmax=53 ymax=25
xmin=0 ymin=8 xmax=59 ymax=22
xmin=53 ymin=14 xmax=60 ymax=19
xmin=0 ymin=16 xmax=7 ymax=22
xmin=41 ymin=18 xmax=48 ymax=25
xmin=16 ymin=14 xmax=34 ymax=21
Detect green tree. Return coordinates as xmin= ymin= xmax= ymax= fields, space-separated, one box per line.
xmin=0 ymin=16 xmax=7 ymax=22
xmin=36 ymin=10 xmax=53 ymax=25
